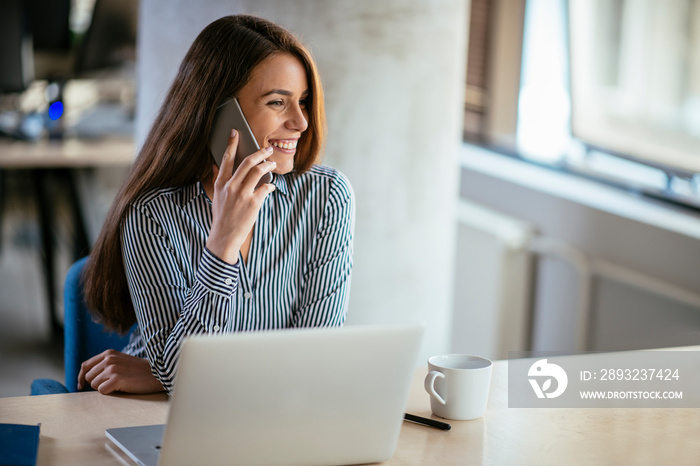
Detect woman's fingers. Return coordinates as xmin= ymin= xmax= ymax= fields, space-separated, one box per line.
xmin=232 ymin=145 xmax=274 ymax=185
xmin=245 ymin=159 xmax=277 ymax=192
xmin=82 ymin=350 xmax=115 ymax=389
xmin=238 ymin=145 xmax=273 ymax=171
xmin=77 ymin=351 xmax=107 ymax=390
xmin=215 ymin=129 xmax=239 ymax=186
xmin=254 ymin=178 xmax=277 ymax=199
xmin=217 ymin=131 xmax=275 ymax=191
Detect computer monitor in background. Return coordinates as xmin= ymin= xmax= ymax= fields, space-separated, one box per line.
xmin=0 ymin=0 xmax=73 ymax=95
xmin=0 ymin=0 xmax=137 ymax=94
xmin=29 ymin=0 xmax=72 ymax=52
xmin=0 ymin=0 xmax=34 ymax=94
xmin=28 ymin=0 xmax=73 ymax=83
xmin=0 ymin=0 xmax=138 ymax=138
xmin=73 ymin=0 xmax=139 ymax=76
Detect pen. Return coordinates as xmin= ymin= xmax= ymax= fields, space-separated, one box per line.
xmin=404 ymin=413 xmax=451 ymax=431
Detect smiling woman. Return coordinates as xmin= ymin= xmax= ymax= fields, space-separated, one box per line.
xmin=235 ymin=53 xmax=310 ymax=176
xmin=77 ymin=15 xmax=354 ymax=395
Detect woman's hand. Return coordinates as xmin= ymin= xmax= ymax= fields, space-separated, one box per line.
xmin=206 ymin=129 xmax=277 ymax=264
xmin=77 ymin=350 xmax=165 ymax=394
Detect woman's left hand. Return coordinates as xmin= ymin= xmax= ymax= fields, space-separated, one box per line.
xmin=77 ymin=349 xmax=165 ymax=394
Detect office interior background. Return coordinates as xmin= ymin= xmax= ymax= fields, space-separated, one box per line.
xmin=1 ymin=0 xmax=699 ymax=397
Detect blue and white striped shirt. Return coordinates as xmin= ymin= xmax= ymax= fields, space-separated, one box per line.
xmin=120 ymin=165 xmax=354 ymax=393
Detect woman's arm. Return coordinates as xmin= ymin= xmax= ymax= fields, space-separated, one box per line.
xmin=292 ymin=172 xmax=355 ymax=327
xmin=122 ymin=206 xmax=240 ymax=394
xmin=121 ymin=133 xmax=276 ymax=394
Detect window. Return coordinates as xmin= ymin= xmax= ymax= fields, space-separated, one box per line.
xmin=464 ymin=0 xmax=700 ymax=210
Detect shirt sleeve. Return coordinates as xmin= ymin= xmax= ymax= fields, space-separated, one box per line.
xmin=121 ymin=201 xmax=239 ymax=394
xmin=121 ymin=326 xmax=147 ymax=358
xmin=292 ymin=172 xmax=355 ymax=328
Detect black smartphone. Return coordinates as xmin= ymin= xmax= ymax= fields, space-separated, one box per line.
xmin=209 ymin=97 xmax=273 ymax=188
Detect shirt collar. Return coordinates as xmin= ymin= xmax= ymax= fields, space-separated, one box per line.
xmin=271 ymin=173 xmax=290 ymax=196
xmin=186 ymin=182 xmax=206 ymax=205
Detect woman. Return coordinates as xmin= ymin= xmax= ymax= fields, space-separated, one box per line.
xmin=77 ymin=15 xmax=354 ymax=395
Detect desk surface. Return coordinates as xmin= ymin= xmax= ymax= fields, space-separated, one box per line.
xmin=1 ymin=358 xmax=699 ymax=465
xmin=0 ymin=137 xmax=134 ymax=168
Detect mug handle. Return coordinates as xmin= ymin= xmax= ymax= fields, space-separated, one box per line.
xmin=424 ymin=370 xmax=446 ymax=405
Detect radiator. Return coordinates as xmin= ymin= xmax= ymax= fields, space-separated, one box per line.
xmin=451 ymin=200 xmax=535 ymax=360
xmin=452 ymin=200 xmax=700 ymax=358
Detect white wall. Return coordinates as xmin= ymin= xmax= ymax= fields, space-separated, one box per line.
xmin=137 ymin=0 xmax=469 ymax=363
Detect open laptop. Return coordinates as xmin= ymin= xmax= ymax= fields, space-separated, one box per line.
xmin=106 ymin=324 xmax=424 ymax=466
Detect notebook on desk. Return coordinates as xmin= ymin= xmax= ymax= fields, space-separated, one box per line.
xmin=105 ymin=324 xmax=424 ymax=466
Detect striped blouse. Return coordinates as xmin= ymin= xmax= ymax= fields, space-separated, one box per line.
xmin=120 ymin=165 xmax=355 ymax=393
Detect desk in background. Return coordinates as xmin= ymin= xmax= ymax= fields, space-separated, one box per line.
xmin=1 ymin=352 xmax=699 ymax=465
xmin=0 ymin=137 xmax=134 ymax=334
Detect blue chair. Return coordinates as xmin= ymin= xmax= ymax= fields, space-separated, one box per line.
xmin=31 ymin=257 xmax=134 ymax=395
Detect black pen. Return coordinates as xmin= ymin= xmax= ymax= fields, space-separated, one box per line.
xmin=404 ymin=413 xmax=451 ymax=431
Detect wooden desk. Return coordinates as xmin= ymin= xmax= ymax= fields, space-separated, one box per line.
xmin=2 ymin=353 xmax=700 ymax=465
xmin=0 ymin=392 xmax=168 ymax=465
xmin=0 ymin=137 xmax=134 ymax=334
xmin=399 ymin=364 xmax=700 ymax=465
xmin=0 ymin=137 xmax=134 ymax=169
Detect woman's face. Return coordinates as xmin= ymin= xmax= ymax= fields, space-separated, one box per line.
xmin=236 ymin=53 xmax=309 ymax=175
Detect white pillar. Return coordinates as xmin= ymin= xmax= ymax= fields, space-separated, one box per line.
xmin=137 ymin=0 xmax=468 ymax=363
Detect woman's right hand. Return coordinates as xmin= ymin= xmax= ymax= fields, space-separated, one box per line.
xmin=78 ymin=350 xmax=165 ymax=394
xmin=205 ymin=129 xmax=277 ymax=264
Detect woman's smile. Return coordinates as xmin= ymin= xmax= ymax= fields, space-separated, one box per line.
xmin=237 ymin=53 xmax=309 ymax=175
xmin=268 ymin=138 xmax=299 ymax=153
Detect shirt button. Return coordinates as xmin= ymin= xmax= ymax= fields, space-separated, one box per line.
xmin=224 ymin=278 xmax=233 ymax=285
xmin=213 ymin=325 xmax=220 ymax=331
xmin=243 ymin=291 xmax=252 ymax=299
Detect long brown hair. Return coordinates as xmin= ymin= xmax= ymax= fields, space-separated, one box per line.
xmin=84 ymin=15 xmax=327 ymax=333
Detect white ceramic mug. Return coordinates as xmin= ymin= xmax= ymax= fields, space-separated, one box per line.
xmin=424 ymin=354 xmax=492 ymax=421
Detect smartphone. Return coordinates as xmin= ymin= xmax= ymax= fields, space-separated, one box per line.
xmin=209 ymin=97 xmax=273 ymax=188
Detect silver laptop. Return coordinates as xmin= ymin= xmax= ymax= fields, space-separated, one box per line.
xmin=106 ymin=324 xmax=424 ymax=466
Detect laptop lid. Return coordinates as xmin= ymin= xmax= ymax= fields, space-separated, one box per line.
xmin=156 ymin=324 xmax=424 ymax=466
xmin=107 ymin=324 xmax=424 ymax=466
